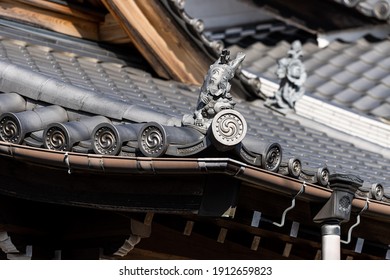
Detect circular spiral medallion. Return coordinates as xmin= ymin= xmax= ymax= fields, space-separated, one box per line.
xmin=264 ymin=144 xmax=282 ymax=172
xmin=93 ymin=126 xmax=119 ymax=155
xmin=371 ymin=183 xmax=384 ymax=201
xmin=138 ymin=123 xmax=167 ymax=157
xmin=374 ymin=1 xmax=390 ymax=20
xmin=44 ymin=125 xmax=68 ymax=151
xmin=0 ymin=115 xmax=22 ymax=144
xmin=211 ymin=109 xmax=247 ymax=147
xmin=288 ymin=158 xmax=302 ymax=178
xmin=317 ymin=167 xmax=330 ymax=187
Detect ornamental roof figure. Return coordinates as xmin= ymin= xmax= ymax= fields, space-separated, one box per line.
xmin=182 ymin=49 xmax=246 ymax=132
xmin=265 ymin=40 xmax=307 ymax=114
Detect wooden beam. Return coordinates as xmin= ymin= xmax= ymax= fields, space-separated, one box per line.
xmin=0 ymin=0 xmax=99 ymax=40
xmin=101 ymin=0 xmax=211 ymax=84
xmin=99 ymin=13 xmax=131 ymax=44
xmin=250 ymin=236 xmax=261 ymax=251
xmin=144 ymin=212 xmax=154 ymax=227
xmin=314 ymin=250 xmax=321 ymax=260
xmin=282 ymin=243 xmax=293 ymax=258
xmin=137 ymin=221 xmax=293 ymax=259
xmin=217 ymin=228 xmax=228 ymax=244
xmin=120 ymin=247 xmax=191 ymax=260
xmin=13 ymin=0 xmax=105 ymax=22
xmin=183 ymin=221 xmax=194 ymax=236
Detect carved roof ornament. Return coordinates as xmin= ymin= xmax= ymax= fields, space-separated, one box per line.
xmin=265 ymin=40 xmax=307 ymax=114
xmin=182 ymin=49 xmax=246 ymax=133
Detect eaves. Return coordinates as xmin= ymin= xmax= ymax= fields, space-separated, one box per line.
xmin=1 ymin=141 xmax=390 ymax=223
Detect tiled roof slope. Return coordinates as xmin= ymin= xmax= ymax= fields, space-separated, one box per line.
xmin=333 ymin=0 xmax=390 ymax=21
xmin=231 ymin=38 xmax=390 ymax=122
xmin=0 ymin=25 xmax=389 ymax=199
xmin=182 ymin=0 xmax=292 ymax=45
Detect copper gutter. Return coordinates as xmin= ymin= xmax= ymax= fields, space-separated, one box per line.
xmin=1 ymin=141 xmax=390 ymax=221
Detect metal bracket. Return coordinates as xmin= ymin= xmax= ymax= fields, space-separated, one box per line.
xmin=341 ymin=198 xmax=369 ymax=244
xmin=64 ymin=152 xmax=71 ymax=174
xmin=273 ymin=182 xmax=306 ymax=227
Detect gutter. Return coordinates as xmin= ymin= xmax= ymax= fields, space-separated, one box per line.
xmin=1 ymin=141 xmax=390 ymax=221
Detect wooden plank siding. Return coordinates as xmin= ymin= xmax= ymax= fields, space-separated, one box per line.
xmin=0 ymin=0 xmax=129 ymax=44
xmin=0 ymin=0 xmax=100 ymax=40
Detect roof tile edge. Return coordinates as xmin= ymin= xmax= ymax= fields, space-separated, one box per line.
xmin=258 ymin=78 xmax=390 ymax=149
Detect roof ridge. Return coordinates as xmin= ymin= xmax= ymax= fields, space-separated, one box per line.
xmin=296 ymin=95 xmax=390 ymax=149
xmin=247 ymin=74 xmax=390 ymax=150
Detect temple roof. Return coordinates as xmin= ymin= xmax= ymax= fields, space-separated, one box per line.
xmin=0 ymin=21 xmax=388 ymax=202
xmin=0 ymin=0 xmax=390 ymax=260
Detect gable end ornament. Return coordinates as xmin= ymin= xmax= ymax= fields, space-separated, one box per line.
xmin=182 ymin=49 xmax=248 ymax=152
xmin=265 ymin=40 xmax=307 ymax=114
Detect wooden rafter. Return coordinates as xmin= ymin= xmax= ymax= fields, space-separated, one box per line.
xmin=250 ymin=236 xmax=261 ymax=251
xmin=183 ymin=221 xmax=194 ymax=236
xmin=99 ymin=13 xmax=131 ymax=44
xmin=101 ymin=0 xmax=212 ymax=84
xmin=217 ymin=228 xmax=228 ymax=243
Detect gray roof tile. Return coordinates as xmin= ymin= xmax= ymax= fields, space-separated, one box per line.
xmin=305 ymin=75 xmax=327 ymax=89
xmin=363 ymin=66 xmax=389 ymax=80
xmin=252 ymin=56 xmax=275 ymax=71
xmin=377 ymin=56 xmax=390 ymax=70
xmin=360 ymin=49 xmax=386 ymax=64
xmin=301 ymin=42 xmax=320 ymax=56
xmin=329 ymin=53 xmax=356 ymax=67
xmin=348 ymin=77 xmax=376 ymax=92
xmin=334 ymin=88 xmax=364 ymax=104
xmin=380 ymin=74 xmax=390 ymax=87
xmin=301 ymin=57 xmax=322 ymax=72
xmin=331 ymin=70 xmax=358 ymax=85
xmin=327 ymin=40 xmax=351 ymax=51
xmin=312 ymin=48 xmax=338 ymax=61
xmin=315 ymin=64 xmax=341 ymax=78
xmin=371 ymin=103 xmax=390 ymax=118
xmin=352 ymin=95 xmax=382 ymax=112
xmin=373 ymin=40 xmax=390 ymax=53
xmin=342 ymin=43 xmax=368 ymax=57
xmin=345 ymin=60 xmax=372 ymax=74
xmin=317 ymin=81 xmax=345 ymax=98
xmin=267 ymin=42 xmax=290 ymax=58
xmin=367 ymin=84 xmax=390 ymax=99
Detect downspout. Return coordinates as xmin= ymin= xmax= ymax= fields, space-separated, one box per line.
xmin=313 ymin=173 xmax=363 ymax=260
xmin=321 ymin=224 xmax=341 ymax=260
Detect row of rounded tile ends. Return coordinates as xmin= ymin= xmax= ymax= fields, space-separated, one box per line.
xmin=0 ymin=101 xmax=385 ymax=202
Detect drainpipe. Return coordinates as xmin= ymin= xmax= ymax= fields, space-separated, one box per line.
xmin=313 ymin=173 xmax=363 ymax=260
xmin=321 ymin=223 xmax=341 ymax=260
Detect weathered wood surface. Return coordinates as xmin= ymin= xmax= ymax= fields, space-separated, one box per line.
xmin=0 ymin=0 xmax=100 ymax=40
xmin=102 ymin=0 xmax=212 ymax=84
xmin=99 ymin=13 xmax=131 ymax=43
